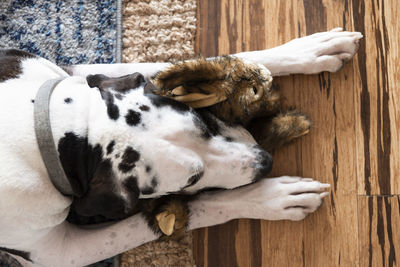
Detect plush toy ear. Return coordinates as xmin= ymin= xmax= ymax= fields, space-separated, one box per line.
xmin=167 ymin=86 xmax=227 ymax=108
xmin=151 ymin=58 xmax=235 ymax=108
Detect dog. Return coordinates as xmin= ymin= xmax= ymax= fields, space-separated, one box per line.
xmin=0 ymin=28 xmax=362 ymax=266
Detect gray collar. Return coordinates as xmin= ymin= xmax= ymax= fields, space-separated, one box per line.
xmin=34 ymin=78 xmax=74 ymax=196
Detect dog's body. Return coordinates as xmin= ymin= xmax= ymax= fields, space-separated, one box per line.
xmin=0 ymin=29 xmax=362 ymax=266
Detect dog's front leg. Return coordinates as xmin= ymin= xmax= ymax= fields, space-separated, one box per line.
xmin=188 ymin=176 xmax=330 ymax=230
xmin=67 ymin=28 xmax=361 ymax=79
xmin=235 ymin=27 xmax=363 ymax=76
xmin=26 ymin=215 xmax=161 ymax=267
xmin=25 ymin=177 xmax=329 ymax=267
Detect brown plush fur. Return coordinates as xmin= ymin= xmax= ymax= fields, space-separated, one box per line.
xmin=139 ymin=196 xmax=190 ymax=240
xmin=152 ymin=56 xmax=278 ymax=125
xmin=152 ymin=56 xmax=311 ymax=150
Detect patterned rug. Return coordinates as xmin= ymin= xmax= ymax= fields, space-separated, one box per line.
xmin=0 ymin=0 xmax=121 ymax=266
xmin=0 ymin=0 xmax=197 ymax=265
xmin=0 ymin=0 xmax=122 ymax=65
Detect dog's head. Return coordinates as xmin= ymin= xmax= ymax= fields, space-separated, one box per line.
xmin=59 ymin=73 xmax=272 ymax=220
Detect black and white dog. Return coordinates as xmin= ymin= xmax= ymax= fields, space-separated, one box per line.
xmin=0 ymin=28 xmax=362 ymax=266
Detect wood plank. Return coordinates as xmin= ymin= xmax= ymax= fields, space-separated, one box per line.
xmin=353 ymin=0 xmax=400 ymax=195
xmin=300 ymin=1 xmax=360 ymax=265
xmin=195 ymin=1 xmax=306 ymax=266
xmin=358 ymin=196 xmax=400 ymax=267
xmin=251 ymin=2 xmax=306 ymax=266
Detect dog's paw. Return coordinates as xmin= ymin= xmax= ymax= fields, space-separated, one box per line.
xmin=272 ymin=177 xmax=330 ymax=221
xmin=274 ymin=28 xmax=363 ymax=75
xmin=236 ymin=176 xmax=330 ymax=221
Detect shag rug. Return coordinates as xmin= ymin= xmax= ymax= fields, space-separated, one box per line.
xmin=0 ymin=0 xmax=122 ymax=64
xmin=121 ymin=0 xmax=197 ymax=266
xmin=123 ymin=0 xmax=196 ymax=63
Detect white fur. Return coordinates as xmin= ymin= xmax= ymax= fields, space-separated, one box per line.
xmin=0 ymin=29 xmax=362 ymax=266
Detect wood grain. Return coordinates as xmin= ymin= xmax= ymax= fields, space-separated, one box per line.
xmin=353 ymin=0 xmax=400 ymax=195
xmin=194 ymin=0 xmax=399 ymax=266
xmin=358 ymin=196 xmax=400 ymax=267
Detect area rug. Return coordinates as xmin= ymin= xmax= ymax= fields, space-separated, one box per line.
xmin=121 ymin=0 xmax=197 ymax=266
xmin=0 ymin=0 xmax=122 ymax=65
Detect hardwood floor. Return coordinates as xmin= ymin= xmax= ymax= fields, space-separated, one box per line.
xmin=193 ymin=0 xmax=400 ymax=266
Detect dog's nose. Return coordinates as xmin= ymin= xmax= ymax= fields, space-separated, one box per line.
xmin=253 ymin=150 xmax=273 ymax=182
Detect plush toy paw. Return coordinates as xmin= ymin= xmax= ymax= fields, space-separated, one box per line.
xmin=155 ymin=200 xmax=188 ymax=238
xmin=140 ymin=196 xmax=189 ymax=240
xmin=249 ymin=110 xmax=311 ymax=151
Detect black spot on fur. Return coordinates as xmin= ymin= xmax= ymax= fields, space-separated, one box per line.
xmin=183 ymin=172 xmax=203 ymax=189
xmin=0 ymin=247 xmax=32 ymax=263
xmin=193 ymin=110 xmax=221 ymax=139
xmin=64 ymin=97 xmax=72 ymax=104
xmin=118 ymin=146 xmax=140 ymax=173
xmin=107 ymin=141 xmax=115 ymax=155
xmin=100 ymin=91 xmax=119 ymax=120
xmin=225 ymin=136 xmax=233 ymax=142
xmin=123 ymin=176 xmax=140 ymax=192
xmin=253 ymin=149 xmax=273 ymax=182
xmin=72 ymin=159 xmax=139 ymax=220
xmin=145 ymin=165 xmax=152 ymax=173
xmin=58 ymin=132 xmax=103 ymax=197
xmin=31 ymin=99 xmax=34 ymax=103
xmin=141 ymin=177 xmax=158 ymax=195
xmin=115 ymin=93 xmax=124 ymax=100
xmin=147 ymin=94 xmax=190 ymax=113
xmin=151 ymin=176 xmax=158 ymax=187
xmin=141 ymin=186 xmax=155 ymax=195
xmin=0 ymin=49 xmax=35 ymax=82
xmin=125 ymin=109 xmax=141 ymax=126
xmin=139 ymin=105 xmax=150 ymax=111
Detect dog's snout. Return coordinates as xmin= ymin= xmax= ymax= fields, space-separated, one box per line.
xmin=253 ymin=150 xmax=273 ymax=182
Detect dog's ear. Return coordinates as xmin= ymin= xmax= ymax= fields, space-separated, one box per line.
xmin=151 ymin=57 xmax=240 ymax=108
xmin=86 ymin=73 xmax=146 ymax=93
xmin=72 ymin=160 xmax=140 ymax=220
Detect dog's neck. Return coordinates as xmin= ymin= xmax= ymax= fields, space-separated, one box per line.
xmin=49 ymin=76 xmax=105 ymax=197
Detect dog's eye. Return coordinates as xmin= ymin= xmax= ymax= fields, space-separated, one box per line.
xmin=252 ymin=87 xmax=258 ymax=95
